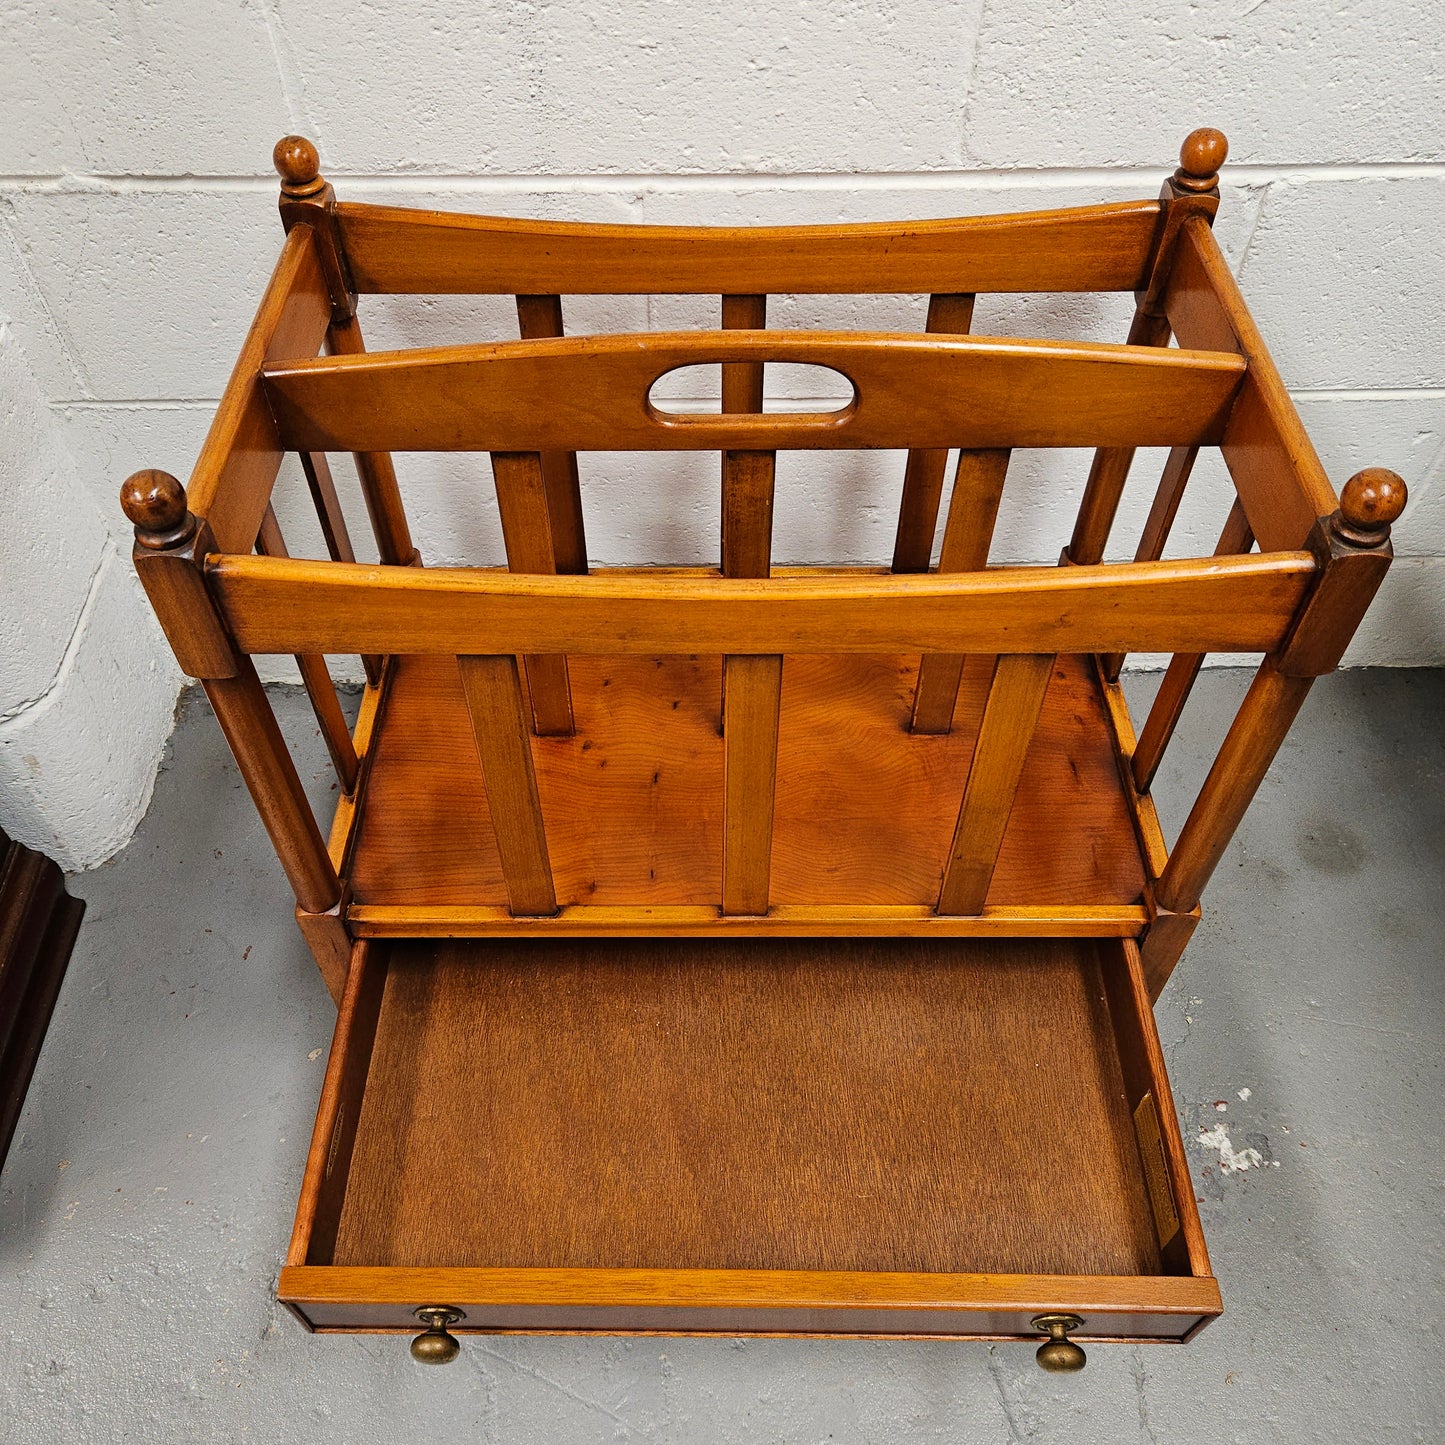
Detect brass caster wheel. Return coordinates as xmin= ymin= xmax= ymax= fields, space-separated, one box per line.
xmin=1030 ymin=1313 xmax=1086 ymax=1372
xmin=410 ymin=1305 xmax=464 ymax=1364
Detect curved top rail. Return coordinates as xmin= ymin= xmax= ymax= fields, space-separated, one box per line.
xmin=335 ymin=198 xmax=1163 ymax=296
xmin=261 ymin=329 xmax=1246 ymax=455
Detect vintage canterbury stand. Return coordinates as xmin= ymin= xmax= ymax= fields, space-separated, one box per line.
xmin=122 ymin=129 xmax=1404 ymax=1372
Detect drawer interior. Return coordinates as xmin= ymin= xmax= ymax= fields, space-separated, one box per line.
xmin=282 ymin=934 xmax=1216 ymax=1338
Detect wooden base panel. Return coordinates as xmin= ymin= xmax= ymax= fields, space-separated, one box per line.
xmin=346 ymin=652 xmax=1147 ymax=920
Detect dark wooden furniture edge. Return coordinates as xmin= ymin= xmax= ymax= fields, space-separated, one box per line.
xmin=0 ymin=829 xmax=85 ymax=1168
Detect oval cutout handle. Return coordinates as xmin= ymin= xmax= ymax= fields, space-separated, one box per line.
xmin=648 ymin=361 xmax=855 ymax=419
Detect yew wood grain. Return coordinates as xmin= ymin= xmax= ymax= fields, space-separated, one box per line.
xmin=1164 ymin=220 xmax=1338 ymax=552
xmin=187 ymin=227 xmax=331 ymax=554
xmin=329 ymin=937 xmax=1161 ymax=1278
xmin=324 ymin=316 xmax=417 ymax=566
xmin=456 ymin=655 xmax=558 ymax=916
xmin=334 ymin=200 xmax=1164 ymax=296
xmin=345 ymin=654 xmax=1146 ymax=911
xmin=209 ymin=553 xmax=1316 ymax=660
xmin=937 ymin=653 xmax=1055 ymax=915
xmin=260 ymin=331 xmax=1246 ymax=455
xmin=280 ymin=1266 xmax=1220 ymax=1339
xmin=910 ymin=447 xmax=1010 ymax=733
xmin=892 ymin=293 xmax=978 ymax=573
xmin=490 ymin=450 xmax=574 ymax=736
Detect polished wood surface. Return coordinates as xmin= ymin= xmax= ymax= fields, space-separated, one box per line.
xmin=188 ymin=226 xmax=331 ymax=555
xmin=280 ymin=1263 xmax=1221 ymax=1339
xmin=1131 ymin=498 xmax=1255 ymax=793
xmin=323 ymin=315 xmax=417 ymax=567
xmin=456 ymin=656 xmax=558 ymax=916
xmin=346 ymin=653 xmax=1146 ymax=911
xmin=334 ymin=199 xmax=1165 ymax=296
xmin=209 ymin=553 xmax=1315 ymax=659
xmin=515 ymin=294 xmax=588 ymax=576
xmin=490 ymin=450 xmax=574 ymax=735
xmin=937 ymin=653 xmax=1056 ymax=915
xmin=721 ymin=653 xmax=783 ymax=915
xmin=1165 ymin=219 xmax=1338 ymax=552
xmin=1065 ymin=308 xmax=1173 ymax=565
xmin=261 ymin=330 xmax=1246 ymax=455
xmin=255 ymin=504 xmax=359 ymax=792
xmin=910 ymin=447 xmax=1010 ymax=733
xmin=891 ymin=293 xmax=977 ymax=572
xmin=327 ymin=937 xmax=1162 ymax=1277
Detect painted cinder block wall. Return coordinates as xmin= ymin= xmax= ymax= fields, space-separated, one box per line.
xmin=2 ymin=1 xmax=1442 ymax=866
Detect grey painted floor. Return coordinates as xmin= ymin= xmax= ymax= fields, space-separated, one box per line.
xmin=2 ymin=668 xmax=1442 ymax=1443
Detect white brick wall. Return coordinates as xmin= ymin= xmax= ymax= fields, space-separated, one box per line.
xmin=2 ymin=1 xmax=1441 ymax=864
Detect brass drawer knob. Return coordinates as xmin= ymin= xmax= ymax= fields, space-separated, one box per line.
xmin=411 ymin=1305 xmax=464 ymax=1364
xmin=1030 ymin=1313 xmax=1086 ymax=1372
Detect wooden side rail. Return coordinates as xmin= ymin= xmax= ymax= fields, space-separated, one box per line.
xmin=1164 ymin=218 xmax=1339 ymax=554
xmin=333 ymin=200 xmax=1164 ymax=296
xmin=1131 ymin=499 xmax=1255 ymax=793
xmin=260 ymin=332 xmax=1245 ymax=456
xmin=256 ymin=506 xmax=360 ymax=794
xmin=186 ymin=225 xmax=332 ymax=556
xmin=207 ymin=552 xmax=1316 ymax=660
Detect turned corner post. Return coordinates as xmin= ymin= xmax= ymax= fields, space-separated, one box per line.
xmin=1066 ymin=127 xmax=1229 ymax=572
xmin=274 ymin=135 xmax=417 ymax=570
xmin=1142 ymin=469 xmax=1407 ymax=1000
xmin=121 ymin=469 xmax=350 ymax=1005
xmin=273 ymin=135 xmax=355 ymax=328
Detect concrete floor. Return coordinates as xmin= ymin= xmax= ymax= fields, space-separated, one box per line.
xmin=1 ymin=667 xmax=1441 ymax=1443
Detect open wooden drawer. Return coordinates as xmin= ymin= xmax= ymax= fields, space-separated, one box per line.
xmin=279 ymin=933 xmax=1219 ymax=1365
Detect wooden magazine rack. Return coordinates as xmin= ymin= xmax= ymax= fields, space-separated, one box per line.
xmin=122 ymin=129 xmax=1404 ymax=1372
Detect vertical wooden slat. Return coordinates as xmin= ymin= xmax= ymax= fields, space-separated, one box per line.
xmin=325 ymin=316 xmax=417 ymax=567
xmin=1131 ymin=499 xmax=1255 ymax=793
xmin=720 ymin=294 xmax=774 ymax=577
xmin=910 ymin=447 xmax=1011 ymax=734
xmin=456 ymin=654 xmax=558 ymax=917
xmin=722 ymin=653 xmax=784 ymax=916
xmin=892 ymin=293 xmax=978 ymax=572
xmin=1102 ymin=444 xmax=1199 ymax=681
xmin=936 ymin=653 xmax=1055 ymax=915
xmin=1065 ymin=308 xmax=1173 ymax=567
xmin=515 ymin=295 xmax=588 ymax=575
xmin=491 ymin=451 xmax=575 ymax=737
xmin=300 ymin=450 xmax=382 ymax=686
xmin=256 ymin=505 xmax=359 ymax=793
xmin=718 ymin=295 xmax=779 ymax=859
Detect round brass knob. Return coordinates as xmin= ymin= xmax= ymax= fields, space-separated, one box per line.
xmin=1031 ymin=1312 xmax=1086 ymax=1372
xmin=410 ymin=1305 xmax=464 ymax=1364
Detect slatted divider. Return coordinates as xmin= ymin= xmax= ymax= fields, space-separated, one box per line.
xmin=910 ymin=448 xmax=1011 ymax=734
xmin=1064 ymin=309 xmax=1174 ymax=567
xmin=490 ymin=451 xmax=575 ymax=736
xmin=456 ymin=654 xmax=558 ymax=916
xmin=515 ymin=296 xmax=589 ymax=574
xmin=719 ymin=294 xmax=782 ymax=914
xmin=937 ymin=653 xmax=1057 ymax=915
xmin=892 ymin=294 xmax=977 ymax=572
xmin=299 ymin=451 xmax=382 ymax=686
xmin=325 ymin=317 xmax=417 ymax=567
xmin=1102 ymin=443 xmax=1200 ymax=681
xmin=1132 ymin=498 xmax=1254 ymax=793
xmin=255 ymin=505 xmax=359 ymax=793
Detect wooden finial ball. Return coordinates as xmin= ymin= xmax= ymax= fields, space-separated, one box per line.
xmin=1175 ymin=127 xmax=1228 ymax=191
xmin=274 ymin=135 xmax=325 ymax=196
xmin=1338 ymin=468 xmax=1406 ymax=541
xmin=121 ymin=469 xmax=194 ymax=547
